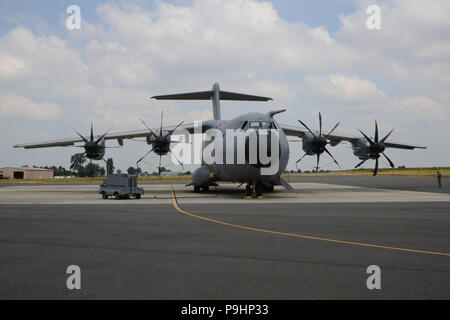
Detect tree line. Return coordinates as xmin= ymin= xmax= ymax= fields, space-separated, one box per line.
xmin=69 ymin=153 xmax=114 ymax=177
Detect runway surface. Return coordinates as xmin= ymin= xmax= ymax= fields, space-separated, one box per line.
xmin=0 ymin=176 xmax=449 ymax=299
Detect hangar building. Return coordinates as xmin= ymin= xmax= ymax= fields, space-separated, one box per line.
xmin=0 ymin=167 xmax=54 ymax=180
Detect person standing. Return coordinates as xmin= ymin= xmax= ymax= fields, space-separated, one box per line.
xmin=437 ymin=171 xmax=442 ymax=188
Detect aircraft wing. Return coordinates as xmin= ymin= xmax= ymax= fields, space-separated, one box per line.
xmin=280 ymin=124 xmax=427 ymax=150
xmin=13 ymin=122 xmax=211 ymax=149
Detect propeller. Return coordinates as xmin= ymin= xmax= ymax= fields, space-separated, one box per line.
xmin=137 ymin=111 xmax=184 ymax=176
xmin=71 ymin=122 xmax=112 ymax=160
xmin=356 ymin=120 xmax=395 ymax=176
xmin=297 ymin=112 xmax=341 ymax=173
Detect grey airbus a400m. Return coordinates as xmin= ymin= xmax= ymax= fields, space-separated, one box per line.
xmin=14 ymin=83 xmax=426 ymax=197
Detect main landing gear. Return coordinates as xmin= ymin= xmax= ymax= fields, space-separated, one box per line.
xmin=245 ymin=181 xmax=265 ymax=199
xmin=194 ymin=186 xmax=210 ymax=193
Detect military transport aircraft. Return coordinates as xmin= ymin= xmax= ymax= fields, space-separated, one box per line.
xmin=14 ymin=83 xmax=426 ymax=197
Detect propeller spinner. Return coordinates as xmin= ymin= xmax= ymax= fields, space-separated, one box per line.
xmin=297 ymin=112 xmax=341 ymax=173
xmin=136 ymin=111 xmax=184 ymax=176
xmin=71 ymin=122 xmax=111 ymax=160
xmin=355 ymin=120 xmax=395 ymax=176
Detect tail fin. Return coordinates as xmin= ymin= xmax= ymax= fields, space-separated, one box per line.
xmin=151 ymin=83 xmax=272 ymax=121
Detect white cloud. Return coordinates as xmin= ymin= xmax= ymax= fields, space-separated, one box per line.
xmin=0 ymin=0 xmax=449 ymax=169
xmin=337 ymin=0 xmax=450 ymax=101
xmin=0 ymin=94 xmax=62 ymax=120
xmin=95 ymin=0 xmax=356 ymax=74
xmin=0 ymin=53 xmax=27 ymax=79
xmin=306 ymin=74 xmax=386 ymax=103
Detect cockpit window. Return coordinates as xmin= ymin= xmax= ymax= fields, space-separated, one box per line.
xmin=261 ymin=121 xmax=272 ymax=129
xmin=248 ymin=121 xmax=273 ymax=129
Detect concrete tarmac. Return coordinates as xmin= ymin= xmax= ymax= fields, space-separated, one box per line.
xmin=0 ymin=176 xmax=449 ymax=299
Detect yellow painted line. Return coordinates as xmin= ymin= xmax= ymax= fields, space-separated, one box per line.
xmin=170 ymin=186 xmax=450 ymax=257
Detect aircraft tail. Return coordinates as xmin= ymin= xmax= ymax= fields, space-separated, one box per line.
xmin=151 ymin=83 xmax=272 ymax=121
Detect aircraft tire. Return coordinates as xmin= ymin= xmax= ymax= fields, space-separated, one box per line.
xmin=255 ymin=182 xmax=263 ymax=197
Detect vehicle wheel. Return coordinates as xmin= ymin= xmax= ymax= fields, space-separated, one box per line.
xmin=202 ymin=186 xmax=210 ymax=193
xmin=135 ymin=194 xmax=141 ymax=200
xmin=102 ymin=192 xmax=108 ymax=199
xmin=114 ymin=192 xmax=120 ymax=200
xmin=194 ymin=186 xmax=201 ymax=193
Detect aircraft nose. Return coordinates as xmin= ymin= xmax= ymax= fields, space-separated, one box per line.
xmin=244 ymin=128 xmax=281 ymax=168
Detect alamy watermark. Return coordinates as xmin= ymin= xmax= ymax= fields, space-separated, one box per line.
xmin=66 ymin=265 xmax=81 ymax=290
xmin=66 ymin=5 xmax=81 ymax=30
xmin=366 ymin=265 xmax=381 ymax=290
xmin=170 ymin=122 xmax=281 ymax=176
xmin=366 ymin=5 xmax=381 ymax=30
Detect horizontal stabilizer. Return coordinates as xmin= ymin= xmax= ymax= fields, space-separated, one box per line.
xmin=152 ymin=83 xmax=272 ymax=121
xmin=152 ymin=91 xmax=272 ymax=102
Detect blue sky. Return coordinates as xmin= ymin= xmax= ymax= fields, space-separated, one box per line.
xmin=0 ymin=0 xmax=357 ymax=35
xmin=0 ymin=0 xmax=448 ymax=172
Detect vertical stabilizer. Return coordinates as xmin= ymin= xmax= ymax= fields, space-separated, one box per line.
xmin=212 ymin=83 xmax=221 ymax=120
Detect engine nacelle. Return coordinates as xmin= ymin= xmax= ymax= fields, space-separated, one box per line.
xmin=192 ymin=166 xmax=215 ymax=187
xmin=302 ymin=132 xmax=317 ymax=155
xmin=351 ymin=137 xmax=370 ymax=160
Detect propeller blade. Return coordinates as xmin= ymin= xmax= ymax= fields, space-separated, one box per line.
xmin=139 ymin=118 xmax=157 ymax=137
xmin=374 ymin=120 xmax=379 ymax=142
xmin=160 ymin=111 xmax=163 ymax=136
xmin=319 ymin=112 xmax=322 ymax=136
xmin=169 ymin=149 xmax=184 ymax=171
xmin=296 ymin=153 xmax=308 ymax=164
xmin=171 ymin=120 xmax=185 ymax=133
xmin=95 ymin=127 xmax=113 ymax=144
xmin=136 ymin=147 xmax=156 ymax=168
xmin=158 ymin=155 xmax=162 ymax=177
xmin=90 ymin=121 xmax=94 ymax=142
xmin=98 ymin=146 xmax=122 ymax=149
xmin=358 ymin=128 xmax=374 ymax=145
xmin=382 ymin=152 xmax=395 ymax=168
xmin=298 ymin=120 xmax=318 ymax=139
xmin=316 ymin=153 xmax=320 ymax=173
xmin=381 ymin=129 xmax=394 ymax=143
xmin=325 ymin=122 xmax=340 ymax=139
xmin=324 ymin=147 xmax=341 ymax=169
xmin=71 ymin=126 xmax=88 ymax=143
xmin=374 ymin=158 xmax=379 ymax=176
xmin=375 ymin=120 xmax=378 ymax=142
xmin=355 ymin=159 xmax=367 ymax=169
